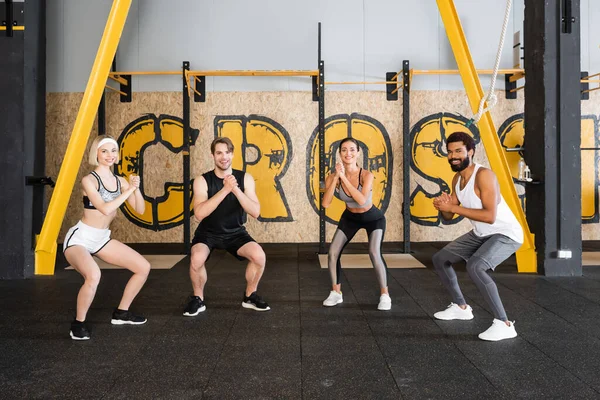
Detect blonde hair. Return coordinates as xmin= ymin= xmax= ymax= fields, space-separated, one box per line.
xmin=88 ymin=135 xmax=119 ymax=166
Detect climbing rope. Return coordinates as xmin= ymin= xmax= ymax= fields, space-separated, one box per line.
xmin=466 ymin=0 xmax=512 ymax=128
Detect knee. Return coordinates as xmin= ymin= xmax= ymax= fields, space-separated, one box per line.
xmin=139 ymin=259 xmax=151 ymax=277
xmin=249 ymin=249 xmax=266 ymax=268
xmin=190 ymin=253 xmax=206 ymax=272
xmin=328 ymin=249 xmax=340 ymax=265
xmin=432 ymin=250 xmax=447 ymax=268
xmin=85 ymin=270 xmax=101 ymax=289
xmin=368 ymin=246 xmax=380 ymax=260
xmin=466 ymin=257 xmax=488 ymax=277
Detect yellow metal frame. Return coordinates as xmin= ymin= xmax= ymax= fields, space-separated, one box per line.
xmin=0 ymin=26 xmax=24 ymax=31
xmin=437 ymin=0 xmax=537 ymax=273
xmin=35 ymin=0 xmax=133 ymax=275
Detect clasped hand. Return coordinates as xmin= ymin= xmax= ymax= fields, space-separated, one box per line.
xmin=433 ymin=192 xmax=454 ymax=212
xmin=129 ymin=175 xmax=140 ymax=189
xmin=335 ymin=162 xmax=345 ymax=178
xmin=223 ymin=174 xmax=239 ymax=193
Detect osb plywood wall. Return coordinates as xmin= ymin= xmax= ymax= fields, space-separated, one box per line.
xmin=46 ymin=90 xmax=600 ymax=243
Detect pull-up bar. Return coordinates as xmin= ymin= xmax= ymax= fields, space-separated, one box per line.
xmin=389 ymin=68 xmax=524 ymax=82
xmin=324 ymin=80 xmax=403 ymax=85
xmin=106 ymin=69 xmax=321 ymax=102
xmin=389 ymin=68 xmax=526 ymax=96
xmin=186 ymin=70 xmax=318 ymax=77
xmin=411 ymin=68 xmax=524 ymax=75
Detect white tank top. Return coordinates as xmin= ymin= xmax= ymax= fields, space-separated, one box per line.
xmin=455 ymin=164 xmax=523 ymax=244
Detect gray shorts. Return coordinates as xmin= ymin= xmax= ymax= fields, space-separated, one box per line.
xmin=442 ymin=231 xmax=521 ymax=270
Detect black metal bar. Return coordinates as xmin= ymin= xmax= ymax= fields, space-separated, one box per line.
xmin=524 ymin=0 xmax=582 ymax=276
xmin=194 ymin=75 xmax=206 ymax=102
xmin=561 ymin=0 xmax=574 ymax=34
xmin=402 ymin=60 xmax=410 ymax=254
xmin=581 ymin=71 xmax=589 ymax=100
xmin=505 ymin=74 xmax=517 ymax=99
xmin=98 ymin=56 xmax=116 ymax=135
xmin=98 ymin=94 xmax=106 ymax=135
xmin=183 ymin=61 xmax=191 ymax=254
xmin=318 ymin=22 xmax=326 ymax=254
xmin=5 ymin=0 xmax=13 ymax=37
xmin=386 ymin=72 xmax=398 ymax=101
xmin=25 ymin=176 xmax=55 ymax=188
xmin=120 ymin=74 xmax=132 ymax=102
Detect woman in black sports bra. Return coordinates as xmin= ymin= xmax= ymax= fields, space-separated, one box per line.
xmin=62 ymin=135 xmax=150 ymax=340
xmin=320 ymin=137 xmax=391 ymax=310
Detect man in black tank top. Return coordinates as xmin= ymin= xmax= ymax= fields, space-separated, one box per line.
xmin=183 ymin=137 xmax=270 ymax=316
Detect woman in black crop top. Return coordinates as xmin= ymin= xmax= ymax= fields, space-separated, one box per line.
xmin=62 ymin=135 xmax=150 ymax=340
xmin=320 ymin=137 xmax=391 ymax=311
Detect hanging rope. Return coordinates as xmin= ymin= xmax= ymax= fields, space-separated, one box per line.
xmin=466 ymin=0 xmax=513 ymax=128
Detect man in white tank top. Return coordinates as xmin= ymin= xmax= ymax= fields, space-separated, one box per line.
xmin=430 ymin=132 xmax=522 ymax=341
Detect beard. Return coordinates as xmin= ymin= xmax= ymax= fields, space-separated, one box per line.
xmin=449 ymin=157 xmax=470 ymax=172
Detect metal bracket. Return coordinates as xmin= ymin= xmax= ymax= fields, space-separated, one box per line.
xmin=120 ymin=75 xmax=132 ymax=102
xmin=505 ymin=74 xmax=517 ymax=99
xmin=312 ymin=75 xmax=319 ymax=101
xmin=386 ymin=72 xmax=398 ymax=101
xmin=581 ymin=71 xmax=589 ymax=100
xmin=1 ymin=0 xmax=24 ymax=37
xmin=193 ymin=75 xmax=206 ymax=102
xmin=26 ymin=176 xmax=56 ymax=188
xmin=561 ymin=0 xmax=575 ymax=34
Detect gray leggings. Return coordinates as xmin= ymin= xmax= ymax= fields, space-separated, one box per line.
xmin=432 ymin=231 xmax=521 ymax=321
xmin=328 ymin=207 xmax=388 ymax=289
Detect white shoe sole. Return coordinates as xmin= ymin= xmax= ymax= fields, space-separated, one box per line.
xmin=433 ymin=312 xmax=474 ymax=321
xmin=183 ymin=306 xmax=206 ymax=317
xmin=377 ymin=303 xmax=391 ymax=311
xmin=323 ymin=299 xmax=343 ymax=307
xmin=478 ymin=331 xmax=518 ymax=341
xmin=110 ymin=319 xmax=147 ymax=325
xmin=70 ymin=331 xmax=90 ymax=340
xmin=242 ymin=302 xmax=271 ymax=311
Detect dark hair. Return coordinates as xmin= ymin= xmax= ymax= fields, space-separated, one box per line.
xmin=446 ymin=132 xmax=475 ymax=155
xmin=211 ymin=137 xmax=234 ymax=154
xmin=339 ymin=137 xmax=360 ymax=152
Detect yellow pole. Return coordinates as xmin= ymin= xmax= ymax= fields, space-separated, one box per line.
xmin=437 ymin=0 xmax=537 ymax=273
xmin=35 ymin=0 xmax=132 ymax=275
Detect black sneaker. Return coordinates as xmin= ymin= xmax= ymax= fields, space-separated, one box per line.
xmin=110 ymin=309 xmax=147 ymax=325
xmin=70 ymin=320 xmax=91 ymax=341
xmin=183 ymin=296 xmax=206 ymax=317
xmin=242 ymin=292 xmax=271 ymax=311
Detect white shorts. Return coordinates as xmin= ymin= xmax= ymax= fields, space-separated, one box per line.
xmin=63 ymin=221 xmax=111 ymax=254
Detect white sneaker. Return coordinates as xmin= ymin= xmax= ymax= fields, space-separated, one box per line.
xmin=377 ymin=294 xmax=392 ymax=310
xmin=323 ymin=291 xmax=343 ymax=307
xmin=433 ymin=303 xmax=474 ymax=320
xmin=478 ymin=319 xmax=518 ymax=341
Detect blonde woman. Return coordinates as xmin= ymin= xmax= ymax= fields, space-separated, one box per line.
xmin=63 ymin=135 xmax=150 ymax=340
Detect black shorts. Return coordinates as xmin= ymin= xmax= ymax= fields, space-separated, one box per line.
xmin=337 ymin=206 xmax=386 ymax=240
xmin=191 ymin=228 xmax=255 ymax=261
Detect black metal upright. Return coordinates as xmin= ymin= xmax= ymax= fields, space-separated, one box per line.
xmin=97 ymin=57 xmax=115 ymax=135
xmin=182 ymin=61 xmax=191 ymax=254
xmin=317 ymin=22 xmax=326 ymax=254
xmin=402 ymin=60 xmax=410 ymax=254
xmin=4 ymin=0 xmax=14 ymax=37
xmin=523 ymin=0 xmax=582 ymax=276
xmin=0 ymin=0 xmax=45 ymax=278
